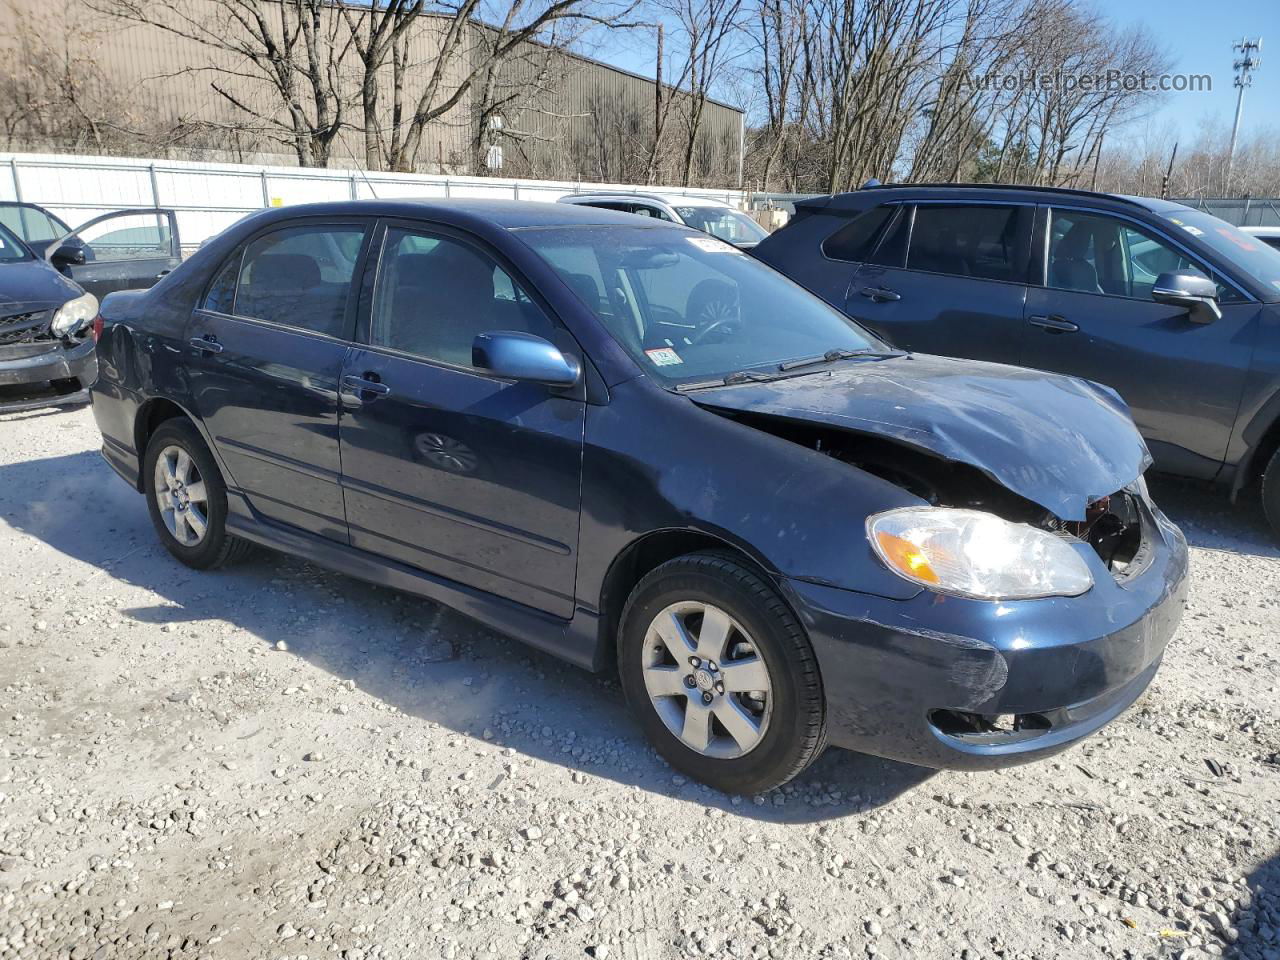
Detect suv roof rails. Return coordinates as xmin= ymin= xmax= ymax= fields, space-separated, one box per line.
xmin=858 ymin=181 xmax=1147 ymax=208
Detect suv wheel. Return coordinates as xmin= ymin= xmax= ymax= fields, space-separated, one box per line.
xmin=618 ymin=551 xmax=826 ymax=794
xmin=144 ymin=419 xmax=253 ymax=569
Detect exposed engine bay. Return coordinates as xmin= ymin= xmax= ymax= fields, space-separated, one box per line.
xmin=732 ymin=412 xmax=1147 ymax=576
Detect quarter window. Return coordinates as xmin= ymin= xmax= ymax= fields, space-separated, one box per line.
xmin=370 ymin=228 xmax=554 ymax=368
xmin=1047 ymin=210 xmax=1232 ymax=301
xmin=906 ymin=204 xmax=1021 ymax=281
xmin=232 ymin=224 xmax=365 ymax=336
xmin=822 ymin=205 xmax=895 ymax=263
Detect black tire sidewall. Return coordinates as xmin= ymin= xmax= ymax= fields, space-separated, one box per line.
xmin=143 ymin=420 xmax=232 ymax=569
xmin=619 ymin=556 xmax=823 ymax=794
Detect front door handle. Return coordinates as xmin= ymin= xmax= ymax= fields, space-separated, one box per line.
xmin=341 ymin=374 xmax=391 ymax=400
xmin=1028 ymin=315 xmax=1079 ymax=333
xmin=189 ymin=335 xmax=223 ymax=354
xmin=859 ymin=286 xmax=901 ymax=303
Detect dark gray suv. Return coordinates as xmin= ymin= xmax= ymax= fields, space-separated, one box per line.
xmin=754 ymin=184 xmax=1280 ymax=534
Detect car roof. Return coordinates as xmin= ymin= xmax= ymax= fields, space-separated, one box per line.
xmin=1242 ymin=225 xmax=1280 ymax=236
xmin=560 ymin=192 xmax=730 ymax=209
xmin=809 ymin=183 xmax=1172 ymax=215
xmin=233 ymin=197 xmax=679 ymax=232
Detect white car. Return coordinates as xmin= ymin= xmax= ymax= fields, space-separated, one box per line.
xmin=1243 ymin=225 xmax=1280 ymax=252
xmin=557 ymin=192 xmax=770 ymax=249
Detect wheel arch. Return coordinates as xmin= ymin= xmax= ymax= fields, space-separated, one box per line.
xmin=133 ymin=396 xmax=206 ymax=491
xmin=595 ymin=528 xmax=785 ymax=674
xmin=1231 ymin=395 xmax=1280 ymax=500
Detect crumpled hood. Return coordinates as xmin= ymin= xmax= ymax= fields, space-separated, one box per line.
xmin=689 ymin=353 xmax=1152 ymax=521
xmin=0 ymin=259 xmax=83 ymax=316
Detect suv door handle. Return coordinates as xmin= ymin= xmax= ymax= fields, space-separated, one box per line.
xmin=341 ymin=374 xmax=391 ymax=400
xmin=189 ymin=335 xmax=223 ymax=354
xmin=1028 ymin=315 xmax=1079 ymax=333
xmin=859 ymin=286 xmax=901 ymax=303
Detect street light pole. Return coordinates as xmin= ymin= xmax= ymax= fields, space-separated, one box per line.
xmin=1226 ymin=37 xmax=1262 ymax=195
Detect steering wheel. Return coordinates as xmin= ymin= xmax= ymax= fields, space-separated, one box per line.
xmin=687 ymin=280 xmax=740 ymax=345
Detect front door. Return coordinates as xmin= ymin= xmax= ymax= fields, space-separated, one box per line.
xmin=338 ymin=223 xmax=585 ymax=618
xmin=1021 ymin=206 xmax=1258 ymax=478
xmin=848 ymin=202 xmax=1033 ymax=366
xmin=186 ymin=219 xmax=370 ymax=540
xmin=44 ymin=209 xmax=183 ymax=299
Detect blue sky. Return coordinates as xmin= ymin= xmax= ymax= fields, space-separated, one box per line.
xmin=590 ymin=1 xmax=1275 ymax=143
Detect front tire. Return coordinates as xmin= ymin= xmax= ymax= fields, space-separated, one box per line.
xmin=1263 ymin=447 xmax=1280 ymax=542
xmin=618 ymin=551 xmax=826 ymax=794
xmin=144 ymin=419 xmax=253 ymax=569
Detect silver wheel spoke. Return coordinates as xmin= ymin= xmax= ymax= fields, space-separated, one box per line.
xmin=160 ymin=453 xmax=177 ymax=487
xmin=184 ymin=507 xmax=208 ymax=540
xmin=695 ymin=606 xmax=732 ymax=662
xmin=174 ymin=449 xmax=193 ymax=485
xmin=721 ymin=656 xmax=769 ymax=693
xmin=681 ymin=703 xmax=712 ymax=752
xmin=643 ymin=665 xmax=688 ymax=698
xmin=184 ymin=481 xmax=208 ymax=505
xmin=714 ymin=699 xmax=762 ymax=752
xmin=654 ymin=609 xmax=696 ymax=659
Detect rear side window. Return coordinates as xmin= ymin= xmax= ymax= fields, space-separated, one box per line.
xmin=822 ymin=205 xmax=895 ymax=262
xmin=907 ymin=204 xmax=1021 ymax=281
xmin=232 ymin=224 xmax=366 ymax=337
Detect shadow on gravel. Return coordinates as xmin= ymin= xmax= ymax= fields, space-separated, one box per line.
xmin=1225 ymin=851 xmax=1280 ymax=960
xmin=2 ymin=447 xmax=933 ymax=819
xmin=1146 ymin=474 xmax=1280 ymax=559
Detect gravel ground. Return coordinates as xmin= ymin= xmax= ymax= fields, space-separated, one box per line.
xmin=0 ymin=404 xmax=1277 ymax=960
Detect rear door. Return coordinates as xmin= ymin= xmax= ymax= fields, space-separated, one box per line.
xmin=1021 ymin=205 xmax=1258 ymax=478
xmin=337 ymin=221 xmax=585 ymax=618
xmin=0 ymin=202 xmax=70 ymax=248
xmin=43 ymin=209 xmax=182 ymax=298
xmin=186 ymin=218 xmax=371 ymax=541
xmin=847 ymin=202 xmax=1033 ymax=365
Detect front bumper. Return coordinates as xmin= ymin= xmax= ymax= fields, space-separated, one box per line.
xmin=0 ymin=336 xmax=97 ymax=389
xmin=782 ymin=495 xmax=1189 ymax=770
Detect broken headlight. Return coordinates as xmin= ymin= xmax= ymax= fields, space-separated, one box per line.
xmin=867 ymin=507 xmax=1094 ymax=600
xmin=50 ymin=292 xmax=99 ymax=337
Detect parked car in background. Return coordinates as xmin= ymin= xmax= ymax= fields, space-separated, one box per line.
xmin=92 ymin=198 xmax=1186 ymax=793
xmin=754 ymin=183 xmax=1280 ymax=535
xmin=0 ymin=204 xmax=180 ymax=412
xmin=558 ymin=192 xmax=770 ymax=249
xmin=1243 ymin=225 xmax=1280 ymax=252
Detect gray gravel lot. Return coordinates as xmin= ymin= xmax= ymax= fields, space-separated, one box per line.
xmin=0 ymin=405 xmax=1277 ymax=960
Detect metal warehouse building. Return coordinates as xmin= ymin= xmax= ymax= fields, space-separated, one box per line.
xmin=0 ymin=0 xmax=744 ymax=185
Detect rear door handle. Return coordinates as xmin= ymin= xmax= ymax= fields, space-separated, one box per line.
xmin=189 ymin=335 xmax=223 ymax=354
xmin=859 ymin=286 xmax=901 ymax=303
xmin=341 ymin=374 xmax=391 ymax=400
xmin=1028 ymin=315 xmax=1079 ymax=333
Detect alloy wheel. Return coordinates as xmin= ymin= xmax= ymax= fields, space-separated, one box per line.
xmin=641 ymin=600 xmax=773 ymax=759
xmin=153 ymin=444 xmax=209 ymax=547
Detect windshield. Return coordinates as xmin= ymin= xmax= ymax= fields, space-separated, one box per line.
xmin=518 ymin=224 xmax=885 ymax=385
xmin=1160 ymin=209 xmax=1280 ymax=299
xmin=674 ymin=206 xmax=770 ymax=245
xmin=0 ymin=222 xmax=30 ymax=263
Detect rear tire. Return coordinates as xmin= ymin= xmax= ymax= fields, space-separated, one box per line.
xmin=1262 ymin=448 xmax=1280 ymax=542
xmin=618 ymin=551 xmax=826 ymax=794
xmin=143 ymin=419 xmax=254 ymax=569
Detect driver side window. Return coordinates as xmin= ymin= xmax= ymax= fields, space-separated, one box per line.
xmin=1047 ymin=209 xmax=1235 ymax=302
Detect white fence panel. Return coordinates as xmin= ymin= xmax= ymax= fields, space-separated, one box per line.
xmin=1 ymin=152 xmax=746 ymax=253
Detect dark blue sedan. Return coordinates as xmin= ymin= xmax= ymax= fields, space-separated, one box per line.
xmin=90 ymin=199 xmax=1188 ymax=794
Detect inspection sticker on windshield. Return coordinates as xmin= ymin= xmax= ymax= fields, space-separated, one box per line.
xmin=645 ymin=347 xmax=684 ymax=366
xmin=1180 ymin=224 xmax=1205 ymax=237
xmin=686 ymin=236 xmax=734 ymax=253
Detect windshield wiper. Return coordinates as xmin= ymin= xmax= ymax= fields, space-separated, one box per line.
xmin=674 ymin=367 xmax=829 ymax=393
xmin=777 ymin=347 xmax=906 ymax=371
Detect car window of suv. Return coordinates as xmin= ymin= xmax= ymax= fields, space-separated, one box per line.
xmin=230 ymin=224 xmax=365 ymax=337
xmin=370 ymin=227 xmax=554 ymax=368
xmin=822 ymin=205 xmax=895 ymax=262
xmin=906 ymin=204 xmax=1020 ymax=281
xmin=1047 ymin=209 xmax=1238 ymax=302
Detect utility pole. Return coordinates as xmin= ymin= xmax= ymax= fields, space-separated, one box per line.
xmin=1226 ymin=37 xmax=1262 ymax=195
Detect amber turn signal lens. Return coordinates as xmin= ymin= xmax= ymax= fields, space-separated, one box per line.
xmin=874 ymin=531 xmax=939 ymax=583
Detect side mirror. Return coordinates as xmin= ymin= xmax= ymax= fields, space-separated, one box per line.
xmin=1152 ymin=271 xmax=1221 ymax=324
xmin=51 ymin=243 xmax=86 ymax=266
xmin=472 ymin=331 xmax=581 ymax=387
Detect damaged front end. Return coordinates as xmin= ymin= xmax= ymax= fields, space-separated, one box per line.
xmin=0 ymin=298 xmax=99 ymax=413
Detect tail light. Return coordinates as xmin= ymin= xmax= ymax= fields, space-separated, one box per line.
xmin=92 ymin=314 xmax=104 ymax=342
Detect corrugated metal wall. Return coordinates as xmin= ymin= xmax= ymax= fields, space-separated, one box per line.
xmin=0 ymin=0 xmax=743 ymax=184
